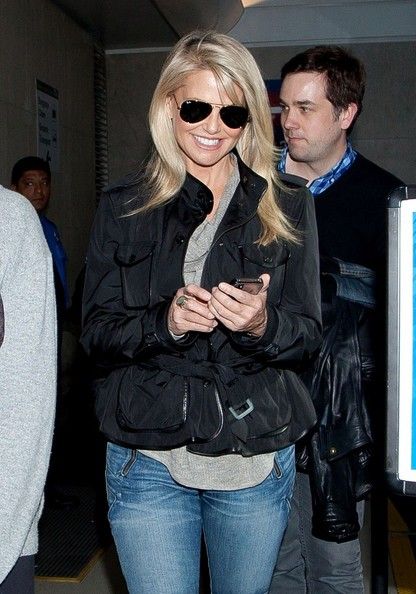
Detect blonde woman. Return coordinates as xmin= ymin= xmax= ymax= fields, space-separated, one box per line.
xmin=82 ymin=30 xmax=321 ymax=594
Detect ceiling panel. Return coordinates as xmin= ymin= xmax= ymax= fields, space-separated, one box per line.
xmin=51 ymin=0 xmax=178 ymax=48
xmin=51 ymin=0 xmax=244 ymax=49
xmin=50 ymin=0 xmax=415 ymax=49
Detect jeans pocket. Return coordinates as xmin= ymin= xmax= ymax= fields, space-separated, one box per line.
xmin=121 ymin=449 xmax=137 ymax=477
xmin=107 ymin=442 xmax=137 ymax=474
xmin=106 ymin=444 xmax=139 ymax=519
xmin=273 ymin=457 xmax=283 ymax=479
xmin=272 ymin=445 xmax=295 ymax=483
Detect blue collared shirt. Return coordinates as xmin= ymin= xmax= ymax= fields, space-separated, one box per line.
xmin=39 ymin=214 xmax=70 ymax=308
xmin=278 ymin=143 xmax=357 ymax=196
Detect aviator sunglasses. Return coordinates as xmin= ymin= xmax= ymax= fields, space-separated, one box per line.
xmin=173 ymin=96 xmax=250 ymax=129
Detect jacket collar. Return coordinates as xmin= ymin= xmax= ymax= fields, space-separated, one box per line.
xmin=180 ymin=151 xmax=268 ymax=224
xmin=278 ymin=171 xmax=308 ymax=188
xmin=106 ymin=153 xmax=269 ymax=224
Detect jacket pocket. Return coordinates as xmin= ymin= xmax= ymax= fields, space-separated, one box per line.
xmin=238 ymin=242 xmax=290 ymax=302
xmin=239 ymin=242 xmax=290 ymax=270
xmin=115 ymin=242 xmax=156 ymax=308
xmin=116 ymin=366 xmax=189 ymax=433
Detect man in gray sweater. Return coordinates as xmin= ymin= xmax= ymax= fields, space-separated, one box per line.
xmin=0 ymin=185 xmax=56 ymax=592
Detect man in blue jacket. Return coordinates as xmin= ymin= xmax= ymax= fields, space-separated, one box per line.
xmin=11 ymin=156 xmax=69 ymax=316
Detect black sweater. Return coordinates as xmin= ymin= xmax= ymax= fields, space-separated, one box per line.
xmin=314 ymin=153 xmax=402 ymax=273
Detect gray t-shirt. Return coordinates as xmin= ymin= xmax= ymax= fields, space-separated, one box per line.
xmin=142 ymin=163 xmax=274 ymax=490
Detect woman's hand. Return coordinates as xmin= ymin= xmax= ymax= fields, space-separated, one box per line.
xmin=209 ymin=273 xmax=270 ymax=337
xmin=168 ymin=284 xmax=218 ymax=336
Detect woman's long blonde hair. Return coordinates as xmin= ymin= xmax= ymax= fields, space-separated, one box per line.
xmin=137 ymin=30 xmax=296 ymax=245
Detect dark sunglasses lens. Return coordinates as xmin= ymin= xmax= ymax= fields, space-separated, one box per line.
xmin=220 ymin=106 xmax=249 ymax=128
xmin=180 ymin=100 xmax=212 ymax=123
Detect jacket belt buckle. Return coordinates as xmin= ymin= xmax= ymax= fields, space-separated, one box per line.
xmin=229 ymin=398 xmax=254 ymax=420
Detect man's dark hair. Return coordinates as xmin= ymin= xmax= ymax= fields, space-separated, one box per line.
xmin=281 ymin=46 xmax=366 ymax=129
xmin=11 ymin=156 xmax=51 ymax=185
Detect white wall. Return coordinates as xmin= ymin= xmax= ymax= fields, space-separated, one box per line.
xmin=0 ymin=0 xmax=96 ymax=292
xmin=250 ymin=41 xmax=415 ymax=184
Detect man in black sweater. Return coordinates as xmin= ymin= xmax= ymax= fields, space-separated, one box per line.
xmin=269 ymin=46 xmax=401 ymax=593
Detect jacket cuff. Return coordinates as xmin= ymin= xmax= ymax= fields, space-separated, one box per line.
xmin=150 ymin=301 xmax=197 ymax=350
xmin=229 ymin=305 xmax=280 ymax=356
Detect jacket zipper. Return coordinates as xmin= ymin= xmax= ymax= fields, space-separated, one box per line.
xmin=200 ymin=187 xmax=267 ymax=284
xmin=210 ymin=390 xmax=224 ymax=441
xmin=183 ymin=379 xmax=188 ymax=421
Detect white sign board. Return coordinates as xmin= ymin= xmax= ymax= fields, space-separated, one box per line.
xmin=398 ymin=198 xmax=416 ymax=483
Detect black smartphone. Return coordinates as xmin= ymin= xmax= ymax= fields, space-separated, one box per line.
xmin=231 ymin=277 xmax=263 ymax=295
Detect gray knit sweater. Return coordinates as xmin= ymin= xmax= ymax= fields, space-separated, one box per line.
xmin=0 ymin=186 xmax=57 ymax=582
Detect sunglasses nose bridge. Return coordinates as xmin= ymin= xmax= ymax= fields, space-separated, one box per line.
xmin=202 ymin=105 xmax=222 ymax=132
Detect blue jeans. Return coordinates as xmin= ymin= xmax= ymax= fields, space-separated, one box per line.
xmin=106 ymin=443 xmax=295 ymax=594
xmin=0 ymin=555 xmax=34 ymax=594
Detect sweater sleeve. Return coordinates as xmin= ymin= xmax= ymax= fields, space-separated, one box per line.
xmin=0 ymin=196 xmax=57 ymax=582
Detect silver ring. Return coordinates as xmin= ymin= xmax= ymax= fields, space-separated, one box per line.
xmin=176 ymin=295 xmax=188 ymax=308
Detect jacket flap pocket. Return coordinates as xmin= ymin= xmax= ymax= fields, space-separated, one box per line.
xmin=240 ymin=242 xmax=290 ymax=270
xmin=116 ymin=242 xmax=156 ymax=308
xmin=116 ymin=368 xmax=188 ymax=432
xmin=115 ymin=242 xmax=156 ymax=266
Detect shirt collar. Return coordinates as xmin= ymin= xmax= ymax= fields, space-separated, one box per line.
xmin=278 ymin=142 xmax=357 ymax=196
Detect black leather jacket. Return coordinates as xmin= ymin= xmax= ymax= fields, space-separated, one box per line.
xmin=300 ymin=257 xmax=377 ymax=542
xmin=81 ymin=154 xmax=321 ymax=455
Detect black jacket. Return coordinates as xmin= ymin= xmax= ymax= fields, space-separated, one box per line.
xmin=301 ymin=156 xmax=402 ymax=541
xmin=81 ymin=155 xmax=322 ymax=455
xmin=300 ymin=257 xmax=378 ymax=542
